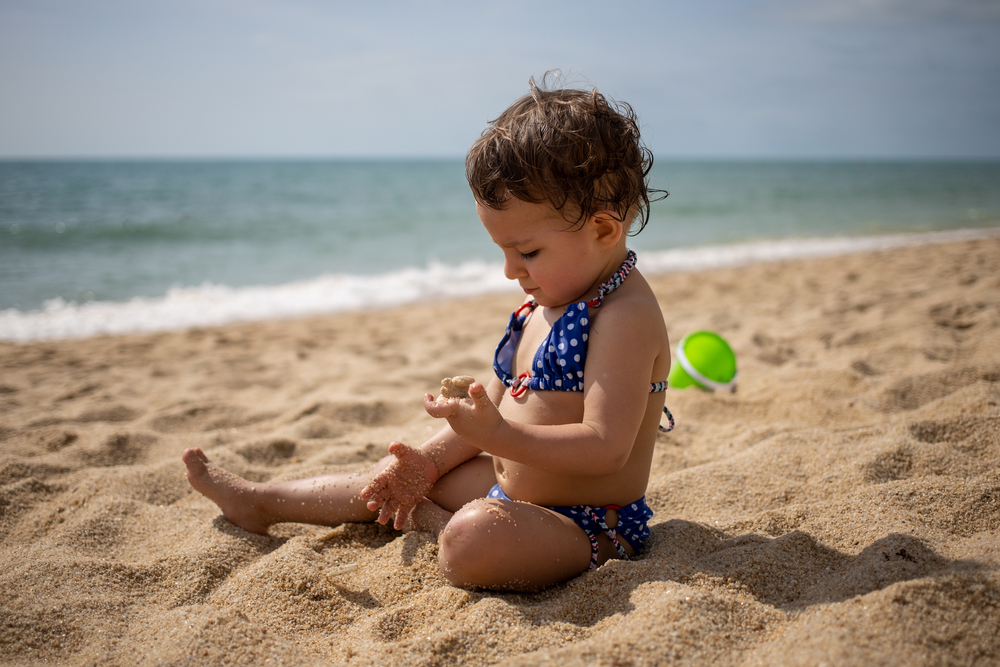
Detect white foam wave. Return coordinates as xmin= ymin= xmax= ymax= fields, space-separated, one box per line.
xmin=2 ymin=228 xmax=997 ymax=342
xmin=641 ymin=227 xmax=1000 ymax=273
xmin=0 ymin=261 xmax=514 ymax=342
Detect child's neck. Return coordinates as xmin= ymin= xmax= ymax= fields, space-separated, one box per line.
xmin=577 ymin=245 xmax=631 ymax=303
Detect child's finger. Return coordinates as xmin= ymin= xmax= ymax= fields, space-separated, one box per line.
xmin=377 ymin=503 xmax=394 ymax=525
xmin=469 ymin=383 xmax=494 ymax=408
xmin=361 ymin=474 xmax=388 ymax=499
xmin=423 ymin=394 xmax=454 ymax=418
xmin=387 ymin=441 xmax=410 ymax=458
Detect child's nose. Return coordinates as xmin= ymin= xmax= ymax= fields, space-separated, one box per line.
xmin=503 ymin=254 xmax=525 ymax=280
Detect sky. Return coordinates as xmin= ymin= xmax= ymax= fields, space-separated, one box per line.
xmin=1 ymin=0 xmax=998 ymax=159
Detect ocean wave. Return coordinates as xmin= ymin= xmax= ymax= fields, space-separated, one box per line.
xmin=0 ymin=261 xmax=514 ymax=342
xmin=640 ymin=227 xmax=1000 ymax=272
xmin=2 ymin=228 xmax=997 ymax=342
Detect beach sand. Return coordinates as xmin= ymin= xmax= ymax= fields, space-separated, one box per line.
xmin=1 ymin=236 xmax=998 ymax=666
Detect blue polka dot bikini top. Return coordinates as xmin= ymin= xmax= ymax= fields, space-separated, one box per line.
xmin=492 ymin=249 xmax=675 ymax=432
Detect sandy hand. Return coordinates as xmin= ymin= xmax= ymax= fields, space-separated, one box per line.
xmin=360 ymin=442 xmax=439 ymax=530
xmin=423 ymin=381 xmax=503 ymax=444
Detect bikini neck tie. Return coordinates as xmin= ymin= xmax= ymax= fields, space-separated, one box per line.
xmin=587 ymin=248 xmax=637 ymax=309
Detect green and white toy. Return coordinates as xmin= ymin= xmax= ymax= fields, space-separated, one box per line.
xmin=668 ymin=330 xmax=738 ymax=392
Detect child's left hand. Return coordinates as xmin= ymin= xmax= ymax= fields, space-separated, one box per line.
xmin=423 ymin=382 xmax=503 ymax=446
xmin=360 ymin=441 xmax=438 ymax=529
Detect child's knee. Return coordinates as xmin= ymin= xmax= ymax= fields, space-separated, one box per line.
xmin=437 ymin=500 xmax=506 ymax=586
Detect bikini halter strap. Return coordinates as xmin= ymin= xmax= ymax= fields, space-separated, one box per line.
xmin=587 ymin=248 xmax=637 ymax=309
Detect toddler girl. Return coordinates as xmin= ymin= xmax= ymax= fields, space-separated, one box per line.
xmin=183 ymin=79 xmax=671 ymax=591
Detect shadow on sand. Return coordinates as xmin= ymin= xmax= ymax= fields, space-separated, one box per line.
xmin=479 ymin=519 xmax=991 ymax=628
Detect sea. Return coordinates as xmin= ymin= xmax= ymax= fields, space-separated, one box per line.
xmin=1 ymin=159 xmax=998 ymax=341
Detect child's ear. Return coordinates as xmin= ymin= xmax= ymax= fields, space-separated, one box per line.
xmin=590 ymin=210 xmax=625 ymax=249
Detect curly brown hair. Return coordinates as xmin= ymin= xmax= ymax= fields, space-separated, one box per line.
xmin=466 ymin=78 xmax=666 ymax=233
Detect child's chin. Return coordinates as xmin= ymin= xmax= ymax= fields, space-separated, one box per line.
xmin=535 ymin=296 xmax=574 ymax=309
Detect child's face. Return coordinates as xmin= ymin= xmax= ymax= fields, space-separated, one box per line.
xmin=477 ymin=197 xmax=607 ymax=309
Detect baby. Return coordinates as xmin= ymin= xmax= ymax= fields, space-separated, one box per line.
xmin=183 ymin=78 xmax=671 ymax=591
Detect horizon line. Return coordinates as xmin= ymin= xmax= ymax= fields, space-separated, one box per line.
xmin=3 ymin=154 xmax=1000 ymax=163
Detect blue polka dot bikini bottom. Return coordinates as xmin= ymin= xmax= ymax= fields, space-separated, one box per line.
xmin=488 ymin=483 xmax=653 ymax=570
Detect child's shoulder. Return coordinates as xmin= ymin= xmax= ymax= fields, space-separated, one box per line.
xmin=594 ymin=269 xmax=667 ymax=337
xmin=605 ymin=268 xmax=662 ymax=315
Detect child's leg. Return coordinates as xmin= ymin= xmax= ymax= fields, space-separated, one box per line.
xmin=438 ymin=498 xmax=631 ymax=591
xmin=181 ymin=448 xmax=495 ymax=536
xmin=426 ymin=454 xmax=496 ymax=511
xmin=182 ymin=447 xmax=383 ymax=534
xmin=396 ymin=455 xmax=496 ymax=536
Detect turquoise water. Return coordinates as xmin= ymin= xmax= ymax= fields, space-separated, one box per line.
xmin=1 ymin=159 xmax=998 ymax=339
xmin=1 ymin=160 xmax=476 ymax=310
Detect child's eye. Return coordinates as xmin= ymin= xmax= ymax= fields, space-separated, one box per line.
xmin=520 ymin=250 xmax=539 ymax=260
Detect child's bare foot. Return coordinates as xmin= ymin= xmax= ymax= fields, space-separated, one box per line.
xmin=182 ymin=448 xmax=272 ymax=535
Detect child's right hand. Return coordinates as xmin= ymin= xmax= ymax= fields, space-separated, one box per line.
xmin=360 ymin=442 xmax=439 ymax=530
xmin=423 ymin=382 xmax=504 ymax=445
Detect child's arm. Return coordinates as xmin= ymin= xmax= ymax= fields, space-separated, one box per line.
xmin=360 ymin=423 xmax=483 ymax=529
xmin=424 ymin=300 xmax=662 ymax=476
